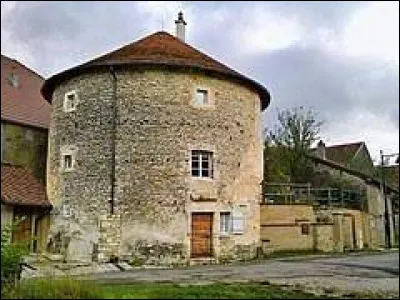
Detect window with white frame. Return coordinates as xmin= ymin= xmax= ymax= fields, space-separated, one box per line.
xmin=220 ymin=212 xmax=232 ymax=234
xmin=191 ymin=150 xmax=213 ymax=178
xmin=60 ymin=146 xmax=77 ymax=171
xmin=232 ymin=210 xmax=245 ymax=234
xmin=195 ymin=89 xmax=209 ymax=106
xmin=64 ymin=90 xmax=78 ymax=112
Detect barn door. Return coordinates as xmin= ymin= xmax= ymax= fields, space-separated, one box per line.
xmin=191 ymin=213 xmax=213 ymax=257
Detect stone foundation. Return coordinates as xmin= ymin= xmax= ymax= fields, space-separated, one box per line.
xmin=122 ymin=239 xmax=186 ymax=267
xmin=97 ymin=214 xmax=121 ymax=262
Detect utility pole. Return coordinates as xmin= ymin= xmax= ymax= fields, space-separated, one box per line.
xmin=380 ymin=150 xmax=399 ymax=249
xmin=380 ymin=150 xmax=391 ymax=248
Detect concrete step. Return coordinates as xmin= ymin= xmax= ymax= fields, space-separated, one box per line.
xmin=189 ymin=257 xmax=217 ymax=266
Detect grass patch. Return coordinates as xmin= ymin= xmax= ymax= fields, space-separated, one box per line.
xmin=2 ymin=279 xmax=331 ymax=299
xmin=99 ymin=282 xmax=328 ymax=299
xmin=2 ymin=278 xmax=103 ymax=299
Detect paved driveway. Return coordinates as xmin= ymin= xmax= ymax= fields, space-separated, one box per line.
xmin=91 ymin=252 xmax=399 ymax=296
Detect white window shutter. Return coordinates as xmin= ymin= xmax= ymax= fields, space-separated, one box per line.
xmin=232 ymin=211 xmax=244 ymax=233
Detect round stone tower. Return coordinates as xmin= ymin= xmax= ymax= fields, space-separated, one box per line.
xmin=42 ymin=16 xmax=270 ymax=264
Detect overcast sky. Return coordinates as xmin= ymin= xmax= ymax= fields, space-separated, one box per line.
xmin=2 ymin=1 xmax=399 ymax=164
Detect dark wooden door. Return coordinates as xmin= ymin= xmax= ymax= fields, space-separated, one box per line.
xmin=12 ymin=212 xmax=32 ymax=248
xmin=191 ymin=213 xmax=213 ymax=257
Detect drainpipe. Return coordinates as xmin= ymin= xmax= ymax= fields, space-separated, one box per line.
xmin=109 ymin=66 xmax=117 ymax=215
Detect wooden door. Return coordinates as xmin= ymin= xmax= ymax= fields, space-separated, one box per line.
xmin=191 ymin=213 xmax=213 ymax=257
xmin=12 ymin=212 xmax=32 ymax=248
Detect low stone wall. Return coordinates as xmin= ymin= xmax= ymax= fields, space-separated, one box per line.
xmin=218 ymin=238 xmax=260 ymax=262
xmin=260 ymin=205 xmax=371 ymax=254
xmin=122 ymin=239 xmax=186 ymax=267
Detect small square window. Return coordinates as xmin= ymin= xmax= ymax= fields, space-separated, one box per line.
xmin=301 ymin=223 xmax=310 ymax=235
xmin=25 ymin=129 xmax=33 ymax=142
xmin=195 ymin=89 xmax=208 ymax=106
xmin=63 ymin=154 xmax=73 ymax=170
xmin=7 ymin=73 xmax=19 ymax=88
xmin=61 ymin=146 xmax=77 ymax=171
xmin=64 ymin=91 xmax=78 ymax=112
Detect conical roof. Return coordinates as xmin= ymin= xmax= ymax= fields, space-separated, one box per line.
xmin=42 ymin=31 xmax=270 ymax=109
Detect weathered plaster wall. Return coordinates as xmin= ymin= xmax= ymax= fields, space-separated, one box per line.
xmin=260 ymin=205 xmax=368 ymax=253
xmin=313 ymin=224 xmax=334 ymax=252
xmin=260 ymin=205 xmax=315 ymax=252
xmin=1 ymin=204 xmax=13 ymax=228
xmin=1 ymin=121 xmax=48 ymax=182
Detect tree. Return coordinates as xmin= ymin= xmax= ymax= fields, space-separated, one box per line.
xmin=264 ymin=106 xmax=324 ymax=183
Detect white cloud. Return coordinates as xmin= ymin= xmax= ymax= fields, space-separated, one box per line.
xmin=1 ymin=1 xmax=35 ymax=67
xmin=135 ymin=1 xmax=185 ymax=35
xmin=323 ymin=110 xmax=399 ymax=164
xmin=234 ymin=6 xmax=305 ymax=55
xmin=342 ymin=1 xmax=399 ymax=65
xmin=1 ymin=1 xmax=16 ymax=20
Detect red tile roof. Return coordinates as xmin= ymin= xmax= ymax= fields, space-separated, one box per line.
xmin=1 ymin=55 xmax=51 ymax=129
xmin=1 ymin=163 xmax=51 ymax=208
xmin=42 ymin=31 xmax=270 ymax=109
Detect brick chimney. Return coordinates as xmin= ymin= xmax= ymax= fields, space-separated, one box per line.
xmin=175 ymin=11 xmax=187 ymax=42
xmin=316 ymin=140 xmax=326 ymax=160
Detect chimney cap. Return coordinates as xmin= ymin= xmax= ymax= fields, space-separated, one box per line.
xmin=175 ymin=11 xmax=187 ymax=25
xmin=317 ymin=140 xmax=325 ymax=147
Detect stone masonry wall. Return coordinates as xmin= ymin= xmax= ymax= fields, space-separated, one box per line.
xmin=47 ymin=72 xmax=115 ymax=262
xmin=48 ymin=67 xmax=263 ymax=264
xmin=116 ymin=68 xmax=262 ymax=264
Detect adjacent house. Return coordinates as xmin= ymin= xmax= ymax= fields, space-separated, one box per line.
xmin=260 ymin=140 xmax=398 ymax=254
xmin=1 ymin=54 xmax=52 ymax=251
xmin=310 ymin=140 xmax=398 ymax=249
xmin=314 ymin=141 xmax=375 ymax=176
xmin=41 ymin=13 xmax=271 ymax=264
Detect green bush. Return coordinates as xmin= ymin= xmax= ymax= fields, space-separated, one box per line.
xmin=1 ymin=225 xmax=28 ymax=285
xmin=5 ymin=278 xmax=104 ymax=299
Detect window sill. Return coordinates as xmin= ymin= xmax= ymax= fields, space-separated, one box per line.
xmin=232 ymin=232 xmax=244 ymax=235
xmin=191 ymin=177 xmax=214 ymax=181
xmin=63 ymin=109 xmax=77 ymax=113
xmin=219 ymin=233 xmax=231 ymax=238
xmin=191 ymin=104 xmax=215 ymax=109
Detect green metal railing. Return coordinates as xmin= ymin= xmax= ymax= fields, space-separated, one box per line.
xmin=262 ymin=183 xmax=366 ymax=210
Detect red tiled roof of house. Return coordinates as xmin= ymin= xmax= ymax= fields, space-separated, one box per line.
xmin=1 ymin=163 xmax=52 ymax=208
xmin=42 ymin=31 xmax=270 ymax=109
xmin=1 ymin=55 xmax=51 ymax=129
